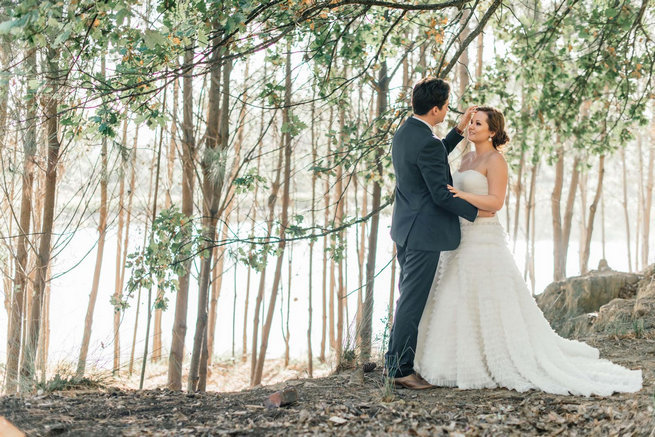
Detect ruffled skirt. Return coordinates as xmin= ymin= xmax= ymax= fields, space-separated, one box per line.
xmin=414 ymin=217 xmax=642 ymax=396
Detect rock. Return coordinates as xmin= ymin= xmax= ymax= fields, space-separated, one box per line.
xmin=633 ymin=264 xmax=655 ymax=324
xmin=536 ymin=270 xmax=641 ymax=337
xmin=329 ymin=416 xmax=347 ymax=425
xmin=362 ymin=362 xmax=377 ymax=373
xmin=264 ymin=387 xmax=298 ymax=409
xmin=594 ymin=298 xmax=635 ymax=335
xmin=561 ymin=313 xmax=598 ymax=339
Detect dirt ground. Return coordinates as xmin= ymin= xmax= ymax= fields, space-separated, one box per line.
xmin=1 ymin=334 xmax=654 ymax=436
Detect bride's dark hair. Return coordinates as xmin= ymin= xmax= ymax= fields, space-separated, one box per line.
xmin=476 ymin=106 xmax=509 ymax=150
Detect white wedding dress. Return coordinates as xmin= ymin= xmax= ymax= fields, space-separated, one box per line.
xmin=414 ymin=169 xmax=642 ymax=396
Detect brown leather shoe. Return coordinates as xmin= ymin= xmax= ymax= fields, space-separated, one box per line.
xmin=392 ymin=373 xmax=435 ymax=390
xmin=415 ymin=373 xmax=434 ymax=386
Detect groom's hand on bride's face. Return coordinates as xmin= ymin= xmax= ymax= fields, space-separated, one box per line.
xmin=478 ymin=210 xmax=496 ymax=218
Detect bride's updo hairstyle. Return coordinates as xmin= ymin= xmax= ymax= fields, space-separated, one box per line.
xmin=477 ymin=106 xmax=510 ymax=150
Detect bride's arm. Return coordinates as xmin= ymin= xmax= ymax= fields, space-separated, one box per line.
xmin=448 ymin=154 xmax=508 ymax=212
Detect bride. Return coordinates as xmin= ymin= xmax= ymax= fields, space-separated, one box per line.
xmin=414 ymin=107 xmax=642 ymax=396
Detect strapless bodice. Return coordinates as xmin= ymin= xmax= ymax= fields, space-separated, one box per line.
xmin=453 ymin=170 xmax=488 ymax=195
xmin=454 ymin=170 xmax=499 ymax=225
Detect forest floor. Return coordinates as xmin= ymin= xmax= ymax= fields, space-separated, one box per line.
xmin=1 ymin=333 xmax=654 ymax=436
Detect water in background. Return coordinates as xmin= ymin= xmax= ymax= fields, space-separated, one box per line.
xmin=0 ymin=215 xmax=636 ymax=374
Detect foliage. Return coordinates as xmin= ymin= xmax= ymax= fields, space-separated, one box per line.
xmin=115 ymin=206 xmax=201 ymax=312
xmin=467 ymin=0 xmax=654 ymax=163
xmin=35 ymin=372 xmax=104 ymax=393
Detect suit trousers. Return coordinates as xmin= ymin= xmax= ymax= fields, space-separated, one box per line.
xmin=385 ymin=243 xmax=441 ymax=378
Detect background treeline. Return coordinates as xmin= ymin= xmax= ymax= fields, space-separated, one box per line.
xmin=0 ymin=0 xmax=653 ymax=393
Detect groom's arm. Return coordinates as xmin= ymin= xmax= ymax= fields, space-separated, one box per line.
xmin=418 ymin=138 xmax=478 ymax=222
xmin=442 ymin=127 xmax=464 ymax=154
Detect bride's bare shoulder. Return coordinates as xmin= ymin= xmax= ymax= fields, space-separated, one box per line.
xmin=487 ymin=151 xmax=508 ymax=175
xmin=488 ymin=151 xmax=507 ymax=165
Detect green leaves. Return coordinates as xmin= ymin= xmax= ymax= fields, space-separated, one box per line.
xmin=143 ymin=29 xmax=169 ymax=50
xmin=119 ymin=207 xmax=201 ymax=312
xmin=90 ymin=106 xmax=120 ymax=138
xmin=233 ymin=170 xmax=267 ymax=194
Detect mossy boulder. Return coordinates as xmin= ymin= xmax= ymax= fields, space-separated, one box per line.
xmin=536 ymin=269 xmax=641 ymax=337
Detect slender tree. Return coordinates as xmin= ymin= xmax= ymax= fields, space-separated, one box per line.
xmin=167 ymin=45 xmax=196 ymax=391
xmin=620 ymin=147 xmax=632 ymax=271
xmin=253 ymin=43 xmax=293 ymax=386
xmin=6 ymin=48 xmax=36 ymax=393
xmin=581 ymin=155 xmax=606 ymax=274
xmin=642 ymin=112 xmax=654 ymax=268
xmin=77 ymin=57 xmax=109 ymax=378
xmin=189 ymin=39 xmax=231 ymax=391
xmin=112 ymin=118 xmax=128 ymax=374
xmin=361 ymin=61 xmax=388 ymax=359
xmin=20 ymin=46 xmax=61 ymax=389
xmin=550 ymin=143 xmax=565 ymax=281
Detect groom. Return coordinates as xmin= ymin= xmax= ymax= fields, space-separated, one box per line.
xmin=385 ymin=77 xmax=484 ymax=389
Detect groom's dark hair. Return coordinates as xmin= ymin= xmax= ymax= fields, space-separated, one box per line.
xmin=412 ymin=77 xmax=449 ymax=115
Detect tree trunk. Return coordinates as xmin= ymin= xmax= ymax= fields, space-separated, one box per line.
xmin=581 ymin=155 xmax=606 ymax=274
xmin=307 ymin=96 xmax=317 ymax=378
xmin=128 ymin=288 xmax=142 ymax=376
xmin=560 ymin=155 xmax=580 ymax=278
xmin=167 ymin=46 xmax=196 ymax=391
xmin=524 ymin=160 xmax=539 ymax=293
xmin=578 ymin=171 xmax=589 ymax=272
xmin=636 ymin=135 xmax=643 ymax=270
xmin=165 ymin=77 xmax=179 ymax=209
xmin=512 ymin=147 xmax=525 ymax=251
xmin=319 ymin=109 xmax=333 ymax=364
xmin=249 ymin=131 xmax=282 ymax=385
xmin=130 ymin=132 xmax=157 ymax=377
xmin=151 ymin=290 xmax=163 ymax=364
xmin=620 ymin=148 xmax=632 ymax=272
xmin=189 ymin=47 xmax=230 ymax=392
xmin=476 ymin=32 xmax=484 ymax=82
xmin=139 ymin=106 xmax=167 ymax=389
xmin=37 ymin=267 xmax=51 ymax=384
xmin=335 ymin=96 xmax=346 ymax=366
xmin=457 ymin=9 xmax=471 ymax=157
xmin=253 ymin=45 xmax=293 ymax=387
xmin=356 ymin=176 xmax=367 ymax=342
xmin=528 ymin=173 xmax=537 ymax=295
xmin=242 ymin=154 xmax=261 ymax=364
xmin=77 ymin=57 xmax=109 ymax=378
xmin=116 ymin=126 xmax=139 ymax=374
xmin=6 ymin=48 xmax=36 ymax=393
xmin=20 ymin=47 xmax=60 ymax=389
xmin=551 ymin=143 xmax=564 ymax=281
xmin=601 ymin=189 xmax=606 ymax=260
xmin=284 ymin=240 xmax=293 ymax=367
xmin=361 ymin=61 xmax=388 ymax=360
xmin=112 ymin=119 xmax=128 ymax=375
xmin=151 ymin=78 xmax=179 ymax=364
xmin=388 ymin=245 xmax=396 ymax=331
xmin=207 ymin=61 xmax=248 ymax=365
xmin=642 ymin=115 xmax=654 ymax=269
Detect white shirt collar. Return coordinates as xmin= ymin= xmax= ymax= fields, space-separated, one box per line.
xmin=412 ymin=115 xmax=433 ymax=130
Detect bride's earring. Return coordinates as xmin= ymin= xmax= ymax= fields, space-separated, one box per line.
xmin=488 ymin=136 xmax=493 ymax=142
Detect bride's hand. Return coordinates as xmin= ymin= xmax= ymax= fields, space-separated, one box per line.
xmin=456 ymin=105 xmax=478 ymax=133
xmin=447 ymin=184 xmax=464 ymax=199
